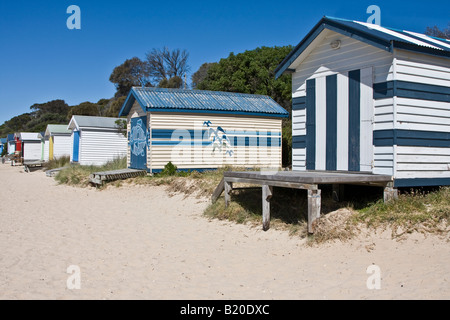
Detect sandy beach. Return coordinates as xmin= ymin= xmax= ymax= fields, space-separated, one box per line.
xmin=0 ymin=163 xmax=448 ymax=300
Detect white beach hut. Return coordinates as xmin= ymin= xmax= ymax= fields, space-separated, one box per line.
xmin=16 ymin=132 xmax=42 ymax=161
xmin=67 ymin=115 xmax=128 ymax=166
xmin=44 ymin=124 xmax=71 ymax=161
xmin=275 ymin=16 xmax=450 ymax=189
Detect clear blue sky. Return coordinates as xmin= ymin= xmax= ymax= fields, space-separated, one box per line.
xmin=0 ymin=0 xmax=448 ymax=125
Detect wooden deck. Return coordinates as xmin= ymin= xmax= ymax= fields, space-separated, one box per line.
xmin=89 ymin=168 xmax=147 ymax=186
xmin=23 ymin=160 xmax=44 ymax=172
xmin=213 ymin=170 xmax=394 ymax=233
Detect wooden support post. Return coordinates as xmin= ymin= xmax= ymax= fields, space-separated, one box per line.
xmin=384 ymin=182 xmax=398 ymax=203
xmin=332 ymin=184 xmax=344 ymax=202
xmin=211 ymin=178 xmax=225 ymax=203
xmin=307 ymin=188 xmax=321 ymax=234
xmin=262 ymin=185 xmax=273 ymax=231
xmin=224 ymin=180 xmax=233 ymax=208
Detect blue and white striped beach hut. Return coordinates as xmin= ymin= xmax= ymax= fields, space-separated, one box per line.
xmin=119 ymin=87 xmax=289 ymax=173
xmin=275 ymin=16 xmax=450 ymax=188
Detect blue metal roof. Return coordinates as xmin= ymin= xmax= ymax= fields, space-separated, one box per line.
xmin=0 ymin=138 xmax=6 ymax=144
xmin=275 ymin=16 xmax=450 ymax=78
xmin=7 ymin=134 xmax=14 ymax=142
xmin=119 ymin=87 xmax=289 ymax=118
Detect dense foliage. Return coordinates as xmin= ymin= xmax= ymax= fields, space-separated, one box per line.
xmin=195 ymin=46 xmax=293 ymax=166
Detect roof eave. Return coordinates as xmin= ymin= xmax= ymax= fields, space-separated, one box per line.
xmin=119 ymin=87 xmax=147 ymax=117
xmin=275 ymin=17 xmax=394 ymax=79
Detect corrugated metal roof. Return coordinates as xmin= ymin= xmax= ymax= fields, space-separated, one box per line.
xmin=68 ymin=115 xmax=123 ymax=131
xmin=275 ymin=16 xmax=450 ymax=78
xmin=45 ymin=124 xmax=71 ymax=136
xmin=331 ymin=17 xmax=450 ymax=52
xmin=120 ymin=87 xmax=289 ymax=118
xmin=17 ymin=132 xmax=41 ymax=141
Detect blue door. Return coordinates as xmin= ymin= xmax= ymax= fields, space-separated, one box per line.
xmin=73 ymin=131 xmax=80 ymax=162
xmin=130 ymin=117 xmax=147 ymax=170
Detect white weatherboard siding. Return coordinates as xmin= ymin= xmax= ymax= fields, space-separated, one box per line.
xmin=70 ymin=132 xmax=74 ymax=162
xmin=336 ymin=72 xmax=349 ymax=171
xmin=373 ymin=146 xmax=394 ymax=175
xmin=53 ymin=135 xmax=71 ymax=159
xmin=390 ymin=50 xmax=450 ymax=181
xmin=291 ymin=30 xmax=393 ymax=99
xmin=314 ymin=76 xmax=326 ymax=171
xmin=8 ymin=142 xmax=15 ymax=154
xmin=23 ymin=141 xmax=42 ymax=161
xmin=149 ymin=113 xmax=282 ymax=171
xmin=44 ymin=139 xmax=49 ymax=161
xmin=79 ymin=129 xmax=127 ymax=166
xmin=396 ymin=147 xmax=450 ymax=179
xmin=394 ymin=49 xmax=450 ymax=88
xmin=360 ymin=67 xmax=374 ymax=172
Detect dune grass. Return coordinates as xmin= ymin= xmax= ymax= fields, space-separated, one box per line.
xmin=204 ymin=184 xmax=450 ymax=243
xmin=55 ymin=157 xmax=127 ymax=186
xmin=44 ymin=155 xmax=71 ymax=170
xmin=52 ymin=160 xmax=449 ymax=242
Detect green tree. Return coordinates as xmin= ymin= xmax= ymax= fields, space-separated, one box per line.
xmin=68 ymin=102 xmax=101 ymax=119
xmin=105 ymin=96 xmax=127 ymax=117
xmin=196 ymin=46 xmax=293 ymax=166
xmin=158 ymin=76 xmax=184 ymax=89
xmin=197 ymin=46 xmax=293 ymax=112
xmin=109 ymin=57 xmax=150 ymax=97
xmin=29 ymin=99 xmax=69 ymax=118
xmin=191 ymin=62 xmax=217 ymax=89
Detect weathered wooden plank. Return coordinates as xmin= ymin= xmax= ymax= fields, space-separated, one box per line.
xmin=224 ymin=181 xmax=232 ymax=208
xmin=262 ymin=185 xmax=273 ymax=231
xmin=211 ymin=178 xmax=225 ymax=203
xmin=223 ymin=170 xmax=392 ymax=184
xmin=224 ymin=177 xmax=316 ymax=190
xmin=307 ymin=188 xmax=321 ymax=234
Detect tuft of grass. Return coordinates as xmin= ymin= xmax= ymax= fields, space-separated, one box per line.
xmin=353 ymin=187 xmax=450 ymax=237
xmin=44 ymin=155 xmax=71 ymax=170
xmin=55 ymin=157 xmax=127 ymax=187
xmin=204 ymin=184 xmax=449 ymax=244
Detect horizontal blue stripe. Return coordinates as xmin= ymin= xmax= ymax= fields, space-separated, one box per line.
xmin=151 ymin=168 xmax=218 ymax=174
xmin=292 ymin=135 xmax=307 ymax=149
xmin=373 ymin=80 xmax=450 ymax=102
xmin=292 ymin=97 xmax=306 ymax=110
xmin=152 ymin=137 xmax=281 ymax=147
xmin=394 ymin=178 xmax=450 ymax=188
xmin=148 ymin=108 xmax=289 ymax=118
xmin=152 ymin=129 xmax=280 ymax=139
xmin=374 ymin=129 xmax=450 ymax=147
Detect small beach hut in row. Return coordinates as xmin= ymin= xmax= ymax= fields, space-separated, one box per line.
xmin=275 ymin=16 xmax=450 ymax=188
xmin=119 ymin=87 xmax=289 ymax=173
xmin=67 ymin=115 xmax=128 ymax=166
xmin=7 ymin=134 xmax=15 ymax=155
xmin=43 ymin=124 xmax=72 ymax=161
xmin=15 ymin=133 xmax=42 ymax=161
